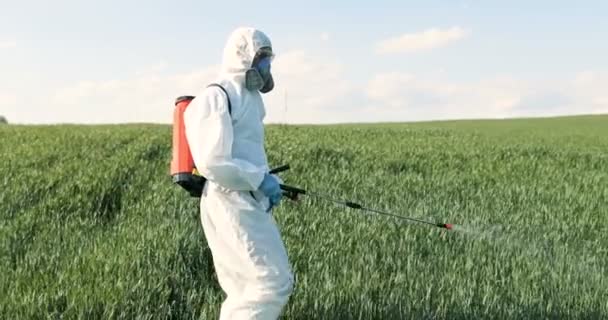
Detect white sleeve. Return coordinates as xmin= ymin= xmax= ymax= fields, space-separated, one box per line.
xmin=183 ymin=87 xmax=266 ymax=191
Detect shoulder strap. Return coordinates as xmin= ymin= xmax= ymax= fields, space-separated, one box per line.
xmin=207 ymin=83 xmax=232 ymax=116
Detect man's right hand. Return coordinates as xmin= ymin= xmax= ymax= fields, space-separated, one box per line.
xmin=258 ymin=174 xmax=283 ymax=210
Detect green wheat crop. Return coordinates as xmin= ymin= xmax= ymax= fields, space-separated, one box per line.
xmin=1 ymin=115 xmax=607 ymax=319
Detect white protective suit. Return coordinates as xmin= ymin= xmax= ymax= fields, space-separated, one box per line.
xmin=184 ymin=28 xmax=294 ymax=320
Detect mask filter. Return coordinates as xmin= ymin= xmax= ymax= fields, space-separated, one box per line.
xmin=245 ymin=69 xmax=265 ymax=91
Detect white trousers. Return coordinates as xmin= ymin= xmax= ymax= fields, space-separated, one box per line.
xmin=201 ymin=184 xmax=294 ymax=320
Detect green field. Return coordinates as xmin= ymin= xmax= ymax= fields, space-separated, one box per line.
xmin=1 ymin=115 xmax=607 ymax=319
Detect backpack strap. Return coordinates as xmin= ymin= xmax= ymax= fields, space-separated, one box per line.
xmin=207 ymin=83 xmax=232 ymax=116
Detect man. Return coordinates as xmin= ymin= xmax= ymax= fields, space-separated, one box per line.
xmin=184 ymin=27 xmax=293 ymax=319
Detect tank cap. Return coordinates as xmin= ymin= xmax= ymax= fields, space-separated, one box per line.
xmin=175 ymin=95 xmax=196 ymax=105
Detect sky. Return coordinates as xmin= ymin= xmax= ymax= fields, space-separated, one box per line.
xmin=1 ymin=0 xmax=607 ymax=124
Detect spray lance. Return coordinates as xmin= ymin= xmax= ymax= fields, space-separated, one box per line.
xmin=270 ymin=165 xmax=454 ymax=231
xmin=168 ymin=94 xmax=451 ymax=229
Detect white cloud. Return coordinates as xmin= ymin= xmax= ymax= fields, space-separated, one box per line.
xmin=46 ymin=65 xmax=219 ymax=124
xmin=0 ymin=92 xmax=17 ymax=106
xmin=0 ymin=40 xmax=17 ymax=49
xmin=263 ymin=49 xmax=355 ymax=123
xmin=570 ymin=71 xmax=608 ymax=115
xmin=13 ymin=52 xmax=608 ymax=124
xmin=366 ymin=72 xmax=523 ymax=120
xmin=40 ymin=49 xmax=356 ymax=124
xmin=320 ymin=32 xmax=330 ymax=42
xmin=0 ymin=92 xmax=18 ymax=123
xmin=365 ymin=71 xmax=608 ymax=121
xmin=22 ymin=50 xmax=355 ymax=124
xmin=376 ymin=27 xmax=469 ymax=54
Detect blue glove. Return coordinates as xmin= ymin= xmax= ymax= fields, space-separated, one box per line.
xmin=258 ymin=173 xmax=283 ymax=211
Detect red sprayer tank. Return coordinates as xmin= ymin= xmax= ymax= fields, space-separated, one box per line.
xmin=171 ymin=95 xmax=206 ymax=197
